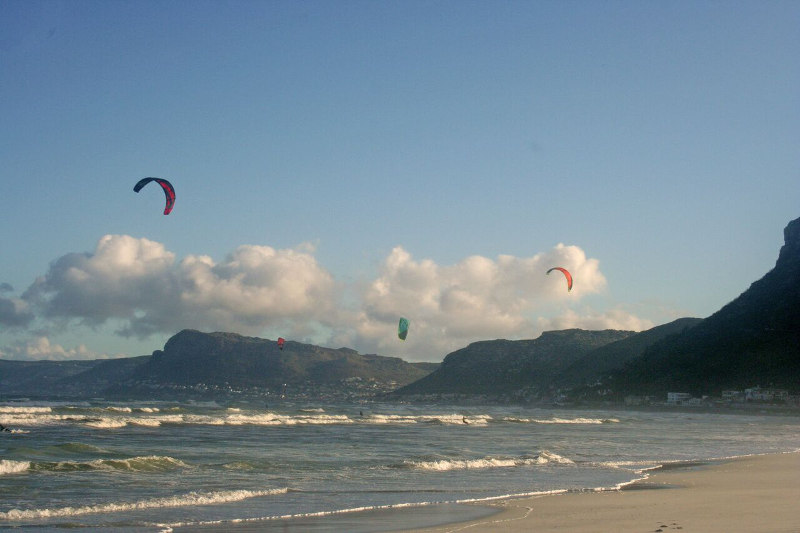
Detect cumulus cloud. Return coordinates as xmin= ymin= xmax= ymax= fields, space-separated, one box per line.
xmin=0 ymin=295 xmax=34 ymax=327
xmin=10 ymin=236 xmax=654 ymax=361
xmin=0 ymin=337 xmax=115 ymax=361
xmin=343 ymin=244 xmax=635 ymax=358
xmin=23 ymin=234 xmax=336 ymax=338
xmin=537 ymin=308 xmax=655 ymax=332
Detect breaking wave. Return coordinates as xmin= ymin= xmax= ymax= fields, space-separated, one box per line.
xmin=0 ymin=488 xmax=288 ymax=521
xmin=401 ymin=451 xmax=573 ymax=471
xmin=0 ymin=460 xmax=31 ymax=475
xmin=1 ymin=456 xmax=190 ymax=475
xmin=502 ymin=416 xmax=619 ymax=424
xmin=28 ymin=455 xmax=189 ymax=473
xmin=0 ymin=406 xmax=52 ymax=415
xmin=367 ymin=414 xmax=490 ymax=425
xmin=1 ymin=403 xmax=618 ymax=430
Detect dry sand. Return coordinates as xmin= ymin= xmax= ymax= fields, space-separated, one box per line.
xmin=397 ymin=452 xmax=800 ymax=533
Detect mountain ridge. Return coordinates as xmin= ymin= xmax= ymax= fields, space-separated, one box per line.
xmin=608 ymin=217 xmax=800 ymax=395
xmin=2 ymin=216 xmax=798 ymax=402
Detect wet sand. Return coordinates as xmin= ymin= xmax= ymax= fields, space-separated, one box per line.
xmin=397 ymin=451 xmax=800 ymax=533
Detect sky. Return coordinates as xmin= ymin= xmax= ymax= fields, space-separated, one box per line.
xmin=1 ymin=0 xmax=798 ymax=362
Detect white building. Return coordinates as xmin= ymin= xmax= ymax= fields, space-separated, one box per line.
xmin=722 ymin=390 xmax=745 ymax=402
xmin=745 ymin=387 xmax=789 ymax=402
xmin=667 ymin=392 xmax=693 ymax=404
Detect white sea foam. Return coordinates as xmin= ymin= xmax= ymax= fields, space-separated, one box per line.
xmin=182 ymin=414 xmax=226 ymax=425
xmin=0 ymin=460 xmax=30 ymax=475
xmin=104 ymin=406 xmax=133 ymax=413
xmin=406 ymin=451 xmax=573 ymax=471
xmin=408 ymin=457 xmax=541 ymax=471
xmin=537 ymin=451 xmax=575 ymax=464
xmin=0 ymin=406 xmax=52 ymax=414
xmin=503 ymin=416 xmax=619 ymax=424
xmin=367 ymin=414 xmax=418 ymax=424
xmin=0 ymin=412 xmax=66 ymax=426
xmin=84 ymin=418 xmax=128 ymax=429
xmin=598 ymin=459 xmax=661 ymax=472
xmin=2 ymin=406 xmax=504 ymax=429
xmin=224 ymin=413 xmax=353 ymax=426
xmin=129 ymin=417 xmax=166 ymax=427
xmin=30 ymin=456 xmax=189 ymax=473
xmin=0 ymin=488 xmax=288 ymax=521
xmin=78 ymin=413 xmax=182 ymax=429
xmin=366 ymin=413 xmax=491 ymax=425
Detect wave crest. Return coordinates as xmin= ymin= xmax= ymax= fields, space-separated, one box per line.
xmin=0 ymin=488 xmax=288 ymax=521
xmin=502 ymin=416 xmax=619 ymax=425
xmin=403 ymin=451 xmax=573 ymax=471
xmin=0 ymin=460 xmax=30 ymax=475
xmin=29 ymin=455 xmax=189 ymax=473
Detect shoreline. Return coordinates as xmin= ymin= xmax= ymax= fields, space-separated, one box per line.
xmin=176 ymin=452 xmax=800 ymax=532
xmin=396 ymin=451 xmax=800 ymax=533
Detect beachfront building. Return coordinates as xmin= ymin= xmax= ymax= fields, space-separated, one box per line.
xmin=744 ymin=387 xmax=789 ymax=403
xmin=722 ymin=390 xmax=745 ymax=402
xmin=667 ymin=392 xmax=693 ymax=405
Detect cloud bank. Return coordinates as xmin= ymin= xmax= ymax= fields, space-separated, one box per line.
xmin=0 ymin=337 xmax=116 ymax=361
xmin=9 ymin=235 xmax=651 ymax=360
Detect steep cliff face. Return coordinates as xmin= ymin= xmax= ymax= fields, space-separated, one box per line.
xmin=613 ymin=216 xmax=800 ymax=394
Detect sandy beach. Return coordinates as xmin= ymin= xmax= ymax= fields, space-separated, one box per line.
xmin=398 ymin=452 xmax=800 ymax=533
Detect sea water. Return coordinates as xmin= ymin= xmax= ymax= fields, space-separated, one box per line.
xmin=1 ymin=400 xmax=799 ymax=531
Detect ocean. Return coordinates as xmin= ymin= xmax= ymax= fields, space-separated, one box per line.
xmin=1 ymin=400 xmax=799 ymax=532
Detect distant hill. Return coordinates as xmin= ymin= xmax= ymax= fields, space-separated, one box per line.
xmin=3 ymin=217 xmax=797 ymax=402
xmin=129 ymin=329 xmax=436 ymax=390
xmin=393 ymin=329 xmax=634 ymax=399
xmin=609 ymin=216 xmax=800 ymax=396
xmin=0 ymin=359 xmax=100 ymax=397
xmin=0 ymin=331 xmax=438 ymax=399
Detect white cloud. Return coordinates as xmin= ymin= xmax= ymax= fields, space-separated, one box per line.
xmin=537 ymin=308 xmax=655 ymax=332
xmin=0 ymin=337 xmax=116 ymax=361
xmin=344 ymin=245 xmax=617 ymax=358
xmin=23 ymin=235 xmax=336 ymax=338
xmin=11 ymin=236 xmax=656 ymax=361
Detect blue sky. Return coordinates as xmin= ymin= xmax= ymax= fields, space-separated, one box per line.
xmin=1 ymin=0 xmax=798 ymax=362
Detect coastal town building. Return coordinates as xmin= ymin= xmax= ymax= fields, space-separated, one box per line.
xmin=722 ymin=390 xmax=745 ymax=402
xmin=744 ymin=387 xmax=789 ymax=402
xmin=667 ymin=392 xmax=693 ymax=405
